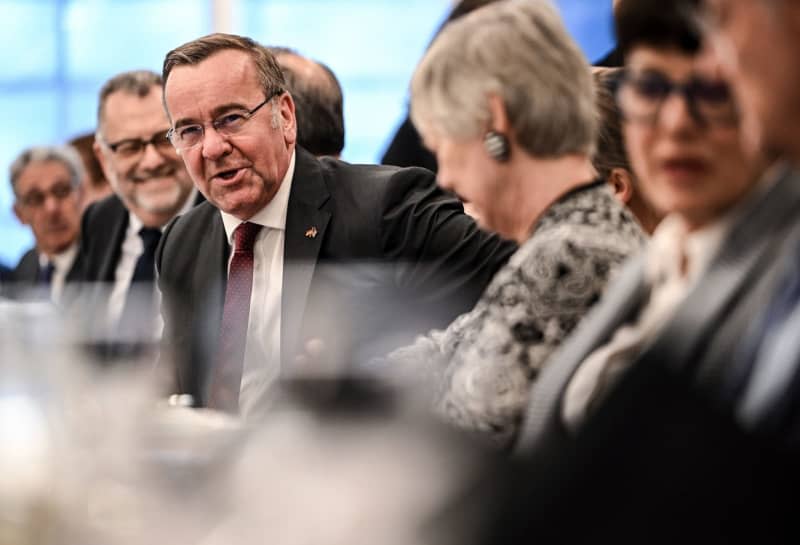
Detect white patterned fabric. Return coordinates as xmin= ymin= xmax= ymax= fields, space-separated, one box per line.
xmin=384 ymin=182 xmax=646 ymax=447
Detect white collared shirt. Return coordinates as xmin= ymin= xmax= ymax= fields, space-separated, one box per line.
xmin=40 ymin=242 xmax=78 ymax=304
xmin=108 ymin=189 xmax=198 ymax=329
xmin=219 ymin=149 xmax=295 ymax=419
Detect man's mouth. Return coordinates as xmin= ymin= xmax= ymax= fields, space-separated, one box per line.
xmin=217 ymin=168 xmax=240 ymax=180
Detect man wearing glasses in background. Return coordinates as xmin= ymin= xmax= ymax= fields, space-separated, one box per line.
xmin=74 ymin=70 xmax=200 ymax=357
xmin=8 ymin=145 xmax=84 ymax=303
xmin=156 ymin=33 xmax=515 ymax=418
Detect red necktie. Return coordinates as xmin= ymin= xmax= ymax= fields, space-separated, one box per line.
xmin=208 ymin=221 xmax=263 ymax=412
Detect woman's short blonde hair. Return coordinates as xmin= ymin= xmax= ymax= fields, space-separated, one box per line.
xmin=411 ymin=0 xmax=596 ymax=158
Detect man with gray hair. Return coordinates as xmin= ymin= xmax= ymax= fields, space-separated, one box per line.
xmin=9 ymin=145 xmax=83 ymax=302
xmin=270 ymin=47 xmax=345 ymax=158
xmin=75 ymin=69 xmax=199 ymax=351
xmin=156 ymin=32 xmax=515 ymax=416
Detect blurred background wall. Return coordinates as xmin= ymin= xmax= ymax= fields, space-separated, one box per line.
xmin=0 ymin=0 xmax=613 ymax=266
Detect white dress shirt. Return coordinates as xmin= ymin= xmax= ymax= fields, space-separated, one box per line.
xmin=561 ymin=212 xmax=734 ymax=431
xmin=219 ymin=150 xmax=295 ymax=419
xmin=40 ymin=242 xmax=78 ymax=304
xmin=107 ymin=189 xmax=197 ymax=328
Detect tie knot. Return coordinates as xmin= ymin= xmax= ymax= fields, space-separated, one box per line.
xmin=233 ymin=222 xmax=263 ymax=252
xmin=139 ymin=227 xmax=162 ymax=251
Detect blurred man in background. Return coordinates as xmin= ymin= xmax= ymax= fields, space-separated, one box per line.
xmin=76 ymin=69 xmax=199 ymax=352
xmin=271 ymin=47 xmax=345 ymax=158
xmin=9 ymin=145 xmax=83 ymax=303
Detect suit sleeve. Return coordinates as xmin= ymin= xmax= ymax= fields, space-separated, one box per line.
xmin=379 ymin=166 xmax=517 ymax=329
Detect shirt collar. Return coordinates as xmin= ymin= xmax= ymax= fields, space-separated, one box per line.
xmin=40 ymin=242 xmax=78 ymax=272
xmin=220 ymin=148 xmax=296 ymax=245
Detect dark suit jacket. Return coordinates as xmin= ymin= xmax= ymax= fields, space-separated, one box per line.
xmin=7 ymin=246 xmax=82 ymax=300
xmin=380 ymin=117 xmax=437 ymax=172
xmin=517 ymin=165 xmax=800 ymax=454
xmin=76 ymin=191 xmax=204 ymax=283
xmin=156 ymin=147 xmax=516 ymax=407
xmin=13 ymin=247 xmax=82 ymax=283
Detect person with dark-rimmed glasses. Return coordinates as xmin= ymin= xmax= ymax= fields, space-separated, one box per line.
xmin=73 ymin=70 xmax=203 ymax=361
xmin=8 ymin=145 xmax=84 ymax=303
xmin=156 ymin=33 xmax=515 ymax=419
xmin=494 ymin=0 xmax=800 ymax=539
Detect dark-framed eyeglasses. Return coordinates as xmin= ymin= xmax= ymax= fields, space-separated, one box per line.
xmin=615 ymin=69 xmax=738 ymax=128
xmin=17 ymin=181 xmax=74 ymax=208
xmin=105 ymin=129 xmax=174 ymax=160
xmin=167 ymin=89 xmax=283 ymax=151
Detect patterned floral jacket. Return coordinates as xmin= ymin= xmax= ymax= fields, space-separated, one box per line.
xmin=384 ymin=181 xmax=647 ymax=447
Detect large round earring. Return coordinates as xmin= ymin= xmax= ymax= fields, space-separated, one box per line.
xmin=484 ymin=131 xmax=510 ymax=162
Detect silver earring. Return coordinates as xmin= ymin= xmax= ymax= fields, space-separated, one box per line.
xmin=484 ymin=131 xmax=510 ymax=162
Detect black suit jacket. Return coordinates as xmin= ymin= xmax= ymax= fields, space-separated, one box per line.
xmin=156 ymin=147 xmax=516 ymax=406
xmin=76 ymin=191 xmax=205 ymax=283
xmin=7 ymin=246 xmax=82 ymax=300
xmin=13 ymin=247 xmax=82 ymax=283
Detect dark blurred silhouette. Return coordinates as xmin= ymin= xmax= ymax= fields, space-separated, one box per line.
xmin=380 ymin=0 xmax=500 ymax=172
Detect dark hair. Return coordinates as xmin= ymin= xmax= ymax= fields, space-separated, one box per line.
xmin=68 ymin=132 xmax=107 ymax=189
xmin=273 ymin=50 xmax=345 ymax=156
xmin=615 ymin=0 xmax=702 ymax=58
xmin=163 ymin=33 xmax=285 ymax=98
xmin=592 ymin=67 xmax=630 ymax=182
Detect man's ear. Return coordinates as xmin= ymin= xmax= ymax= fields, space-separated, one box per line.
xmin=93 ymin=137 xmax=115 ymax=184
xmin=278 ymin=93 xmax=297 ymax=145
xmin=608 ymin=167 xmax=634 ymax=204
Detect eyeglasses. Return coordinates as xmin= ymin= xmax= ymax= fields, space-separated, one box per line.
xmin=167 ymin=89 xmax=282 ymax=151
xmin=17 ymin=181 xmax=74 ymax=208
xmin=105 ymin=129 xmax=174 ymax=160
xmin=615 ymin=70 xmax=738 ymax=127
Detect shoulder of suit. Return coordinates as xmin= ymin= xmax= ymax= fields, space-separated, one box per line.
xmin=12 ymin=248 xmax=38 ymax=278
xmin=83 ymin=193 xmax=127 ymax=226
xmin=316 ymin=155 xmax=435 ymax=189
xmin=163 ymin=200 xmax=220 ymax=240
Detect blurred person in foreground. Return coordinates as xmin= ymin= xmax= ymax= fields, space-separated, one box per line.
xmin=592 ymin=67 xmax=662 ymax=234
xmin=8 ymin=145 xmax=83 ymax=303
xmin=381 ymin=0 xmax=646 ymax=449
xmin=68 ymin=132 xmax=113 ymax=211
xmin=270 ymin=47 xmax=344 ymax=158
xmin=74 ymin=70 xmax=199 ymax=355
xmin=156 ymin=33 xmax=515 ymax=418
xmin=463 ymin=0 xmax=800 ymax=542
xmin=700 ymin=0 xmax=800 ymax=443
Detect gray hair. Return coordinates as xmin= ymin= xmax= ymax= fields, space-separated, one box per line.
xmin=163 ymin=33 xmax=285 ymax=101
xmin=9 ymin=145 xmax=85 ymax=195
xmin=410 ymin=0 xmax=597 ymax=158
xmin=96 ymin=69 xmax=163 ymax=135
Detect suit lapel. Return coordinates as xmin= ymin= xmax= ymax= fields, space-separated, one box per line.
xmin=640 ymin=167 xmax=800 ymax=374
xmin=193 ymin=209 xmax=230 ymax=405
xmin=97 ymin=198 xmax=129 ymax=282
xmin=281 ymin=149 xmax=331 ymax=369
xmin=516 ymin=257 xmax=650 ymax=452
xmin=14 ymin=249 xmax=40 ymax=282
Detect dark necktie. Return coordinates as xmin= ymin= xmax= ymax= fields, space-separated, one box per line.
xmin=208 ymin=221 xmax=263 ymax=413
xmin=117 ymin=227 xmax=162 ymax=341
xmin=37 ymin=261 xmax=55 ymax=285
